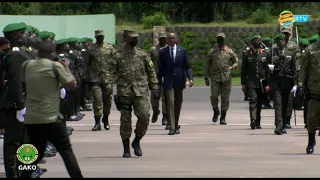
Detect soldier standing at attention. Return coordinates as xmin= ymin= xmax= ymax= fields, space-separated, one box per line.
xmin=0 ymin=22 xmax=28 ymax=178
xmin=269 ymin=34 xmax=296 ymax=135
xmin=204 ymin=33 xmax=238 ymax=125
xmin=282 ymin=28 xmax=300 ymax=129
xmin=107 ymin=29 xmax=159 ymax=158
xmin=149 ymin=31 xmax=168 ymax=125
xmin=68 ymin=37 xmax=85 ymax=121
xmin=87 ymin=30 xmax=115 ymax=131
xmin=299 ymin=27 xmax=320 ymax=154
xmin=241 ymin=35 xmax=270 ymax=129
xmin=78 ymin=38 xmax=92 ymax=111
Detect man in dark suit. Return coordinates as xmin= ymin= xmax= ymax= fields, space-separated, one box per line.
xmin=158 ymin=32 xmax=194 ymax=135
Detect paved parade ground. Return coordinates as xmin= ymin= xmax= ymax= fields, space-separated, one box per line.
xmin=0 ymin=86 xmax=319 ymax=178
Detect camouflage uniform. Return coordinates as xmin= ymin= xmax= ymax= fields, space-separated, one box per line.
xmin=241 ymin=35 xmax=270 ymax=129
xmin=204 ymin=33 xmax=238 ymax=125
xmin=88 ymin=30 xmax=116 ymax=130
xmin=106 ymin=32 xmax=158 ymax=140
xmin=270 ymin=34 xmax=296 ymax=135
xmin=299 ymin=37 xmax=320 ymax=154
xmin=149 ymin=32 xmax=167 ymax=124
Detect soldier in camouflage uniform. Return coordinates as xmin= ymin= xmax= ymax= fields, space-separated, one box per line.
xmin=68 ymin=37 xmax=85 ymax=121
xmin=241 ymin=35 xmax=270 ymax=129
xmin=204 ymin=33 xmax=238 ymax=125
xmin=269 ymin=34 xmax=296 ymax=135
xmin=149 ymin=31 xmax=168 ymax=125
xmin=106 ymin=29 xmax=159 ymax=158
xmin=299 ymin=27 xmax=320 ymax=154
xmin=87 ymin=30 xmax=115 ymax=131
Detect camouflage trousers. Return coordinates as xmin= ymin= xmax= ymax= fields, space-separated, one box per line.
xmin=210 ymin=78 xmax=231 ymax=111
xmin=272 ymin=87 xmax=291 ymax=130
xmin=118 ymin=90 xmax=150 ymax=139
xmin=150 ymin=83 xmax=166 ymax=115
xmin=307 ymin=98 xmax=320 ymax=133
xmin=91 ymin=83 xmax=113 ymax=118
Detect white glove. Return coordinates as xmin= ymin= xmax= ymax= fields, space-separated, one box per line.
xmin=16 ymin=108 xmax=26 ymax=123
xmin=291 ymin=85 xmax=297 ymax=97
xmin=298 ymin=65 xmax=300 ymax=71
xmin=60 ymin=88 xmax=66 ymax=99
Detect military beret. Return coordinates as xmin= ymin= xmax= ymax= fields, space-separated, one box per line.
xmin=87 ymin=38 xmax=93 ymax=42
xmin=217 ymin=32 xmax=226 ymax=38
xmin=123 ymin=29 xmax=139 ymax=37
xmin=3 ymin=22 xmax=27 ymax=33
xmin=251 ymin=35 xmax=261 ymax=41
xmin=33 ymin=28 xmax=39 ymax=36
xmin=67 ymin=37 xmax=78 ymax=43
xmin=56 ymin=38 xmax=68 ymax=45
xmin=273 ymin=34 xmax=285 ymax=40
xmin=47 ymin=32 xmax=55 ymax=39
xmin=244 ymin=37 xmax=252 ymax=42
xmin=300 ymin=38 xmax=310 ymax=46
xmin=78 ymin=38 xmax=87 ymax=43
xmin=39 ymin=31 xmax=51 ymax=40
xmin=26 ymin=25 xmax=34 ymax=33
xmin=261 ymin=37 xmax=272 ymax=41
xmin=308 ymin=35 xmax=319 ymax=43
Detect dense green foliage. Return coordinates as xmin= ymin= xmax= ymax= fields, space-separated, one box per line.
xmin=1 ymin=2 xmax=319 ymax=25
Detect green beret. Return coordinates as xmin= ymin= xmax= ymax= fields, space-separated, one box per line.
xmin=48 ymin=32 xmax=55 ymax=40
xmin=273 ymin=34 xmax=285 ymax=40
xmin=261 ymin=37 xmax=272 ymax=42
xmin=251 ymin=35 xmax=261 ymax=41
xmin=56 ymin=38 xmax=68 ymax=45
xmin=39 ymin=31 xmax=50 ymax=40
xmin=308 ymin=35 xmax=319 ymax=44
xmin=78 ymin=38 xmax=87 ymax=43
xmin=34 ymin=28 xmax=39 ymax=36
xmin=67 ymin=37 xmax=78 ymax=43
xmin=26 ymin=25 xmax=34 ymax=33
xmin=2 ymin=22 xmax=27 ymax=33
xmin=87 ymin=38 xmax=93 ymax=42
xmin=244 ymin=36 xmax=252 ymax=42
xmin=300 ymin=38 xmax=310 ymax=46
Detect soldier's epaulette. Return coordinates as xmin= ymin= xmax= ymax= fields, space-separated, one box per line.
xmin=12 ymin=47 xmax=19 ymax=51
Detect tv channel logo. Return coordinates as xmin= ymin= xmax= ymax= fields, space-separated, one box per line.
xmin=278 ymin=10 xmax=309 ymax=28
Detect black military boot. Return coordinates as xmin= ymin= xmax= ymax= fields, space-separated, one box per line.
xmin=122 ymin=139 xmax=131 ymax=158
xmin=255 ymin=119 xmax=261 ymax=129
xmin=152 ymin=110 xmax=160 ymax=123
xmin=250 ymin=119 xmax=256 ymax=129
xmin=102 ymin=116 xmax=110 ymax=130
xmin=212 ymin=108 xmax=220 ymax=123
xmin=132 ymin=136 xmax=142 ymax=157
xmin=274 ymin=128 xmax=282 ymax=135
xmin=162 ymin=114 xmax=168 ymax=125
xmin=306 ymin=132 xmax=316 ymax=154
xmin=92 ymin=116 xmax=101 ymax=131
xmin=165 ymin=124 xmax=170 ymax=130
xmin=285 ymin=116 xmax=292 ymax=129
xmin=220 ymin=110 xmax=227 ymax=125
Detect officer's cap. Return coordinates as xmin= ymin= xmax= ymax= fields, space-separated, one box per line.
xmin=273 ymin=34 xmax=285 ymax=40
xmin=216 ymin=32 xmax=226 ymax=38
xmin=308 ymin=34 xmax=319 ymax=43
xmin=56 ymin=39 xmax=68 ymax=46
xmin=123 ymin=29 xmax=139 ymax=37
xmin=67 ymin=37 xmax=78 ymax=43
xmin=261 ymin=37 xmax=272 ymax=42
xmin=3 ymin=22 xmax=27 ymax=33
xmin=282 ymin=28 xmax=291 ymax=35
xmin=95 ymin=30 xmax=104 ymax=37
xmin=158 ymin=31 xmax=167 ymax=38
xmin=39 ymin=31 xmax=51 ymax=40
xmin=251 ymin=35 xmax=261 ymax=41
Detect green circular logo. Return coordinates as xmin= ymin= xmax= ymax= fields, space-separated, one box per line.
xmin=16 ymin=144 xmax=38 ymax=164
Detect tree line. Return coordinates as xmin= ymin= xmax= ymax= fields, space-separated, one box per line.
xmin=0 ymin=2 xmax=319 ymax=24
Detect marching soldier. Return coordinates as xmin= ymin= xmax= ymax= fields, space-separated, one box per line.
xmin=87 ymin=30 xmax=115 ymax=131
xmin=107 ymin=29 xmax=159 ymax=158
xmin=204 ymin=33 xmax=238 ymax=125
xmin=241 ymin=35 xmax=270 ymax=129
xmin=269 ymin=33 xmax=296 ymax=135
xmin=299 ymin=27 xmax=320 ymax=154
xmin=0 ymin=22 xmax=29 ymax=178
xmin=149 ymin=31 xmax=168 ymax=125
xmin=68 ymin=37 xmax=85 ymax=121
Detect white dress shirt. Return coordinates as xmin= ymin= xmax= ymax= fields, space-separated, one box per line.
xmin=169 ymin=44 xmax=177 ymax=63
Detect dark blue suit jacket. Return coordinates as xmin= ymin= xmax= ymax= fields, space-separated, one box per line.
xmin=158 ymin=45 xmax=193 ymax=89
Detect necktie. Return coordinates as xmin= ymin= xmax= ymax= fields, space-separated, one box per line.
xmin=170 ymin=47 xmax=174 ymax=62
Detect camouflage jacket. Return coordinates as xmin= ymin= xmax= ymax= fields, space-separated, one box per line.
xmin=204 ymin=45 xmax=238 ymax=82
xmin=149 ymin=44 xmax=167 ymax=74
xmin=107 ymin=47 xmax=158 ymax=97
xmin=299 ymin=42 xmax=320 ymax=95
xmin=88 ymin=43 xmax=116 ymax=83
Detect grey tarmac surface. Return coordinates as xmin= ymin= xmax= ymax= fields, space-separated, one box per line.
xmin=0 ymin=86 xmax=318 ymax=178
